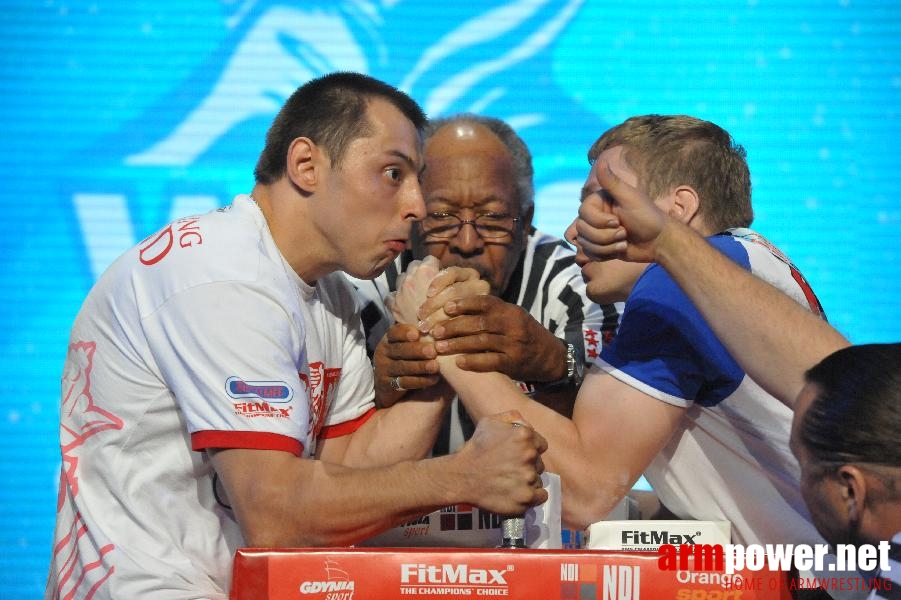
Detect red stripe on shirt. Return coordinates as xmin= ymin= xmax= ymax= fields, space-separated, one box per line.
xmin=318 ymin=407 xmax=376 ymax=439
xmin=191 ymin=430 xmax=303 ymax=456
xmin=789 ymin=265 xmax=826 ymax=319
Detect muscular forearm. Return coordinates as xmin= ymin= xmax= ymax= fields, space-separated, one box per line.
xmin=440 ymin=358 xmax=533 ymax=422
xmin=217 ymin=450 xmax=476 ymax=548
xmin=289 ymin=458 xmax=460 ymax=545
xmin=214 ymin=406 xmax=548 ymax=547
xmin=338 ymin=387 xmax=453 ymax=467
xmin=654 ymin=221 xmax=851 ymax=406
xmin=440 ymin=361 xmax=626 ymax=528
xmin=531 ymin=386 xmax=577 ymax=418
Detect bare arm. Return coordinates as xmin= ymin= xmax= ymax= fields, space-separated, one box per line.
xmin=317 ymin=382 xmax=455 ymax=467
xmin=210 ymin=409 xmax=548 ymax=547
xmin=389 ymin=230 xmax=678 ymax=529
xmin=442 ymin=360 xmax=684 ymax=530
xmin=427 ymin=293 xmax=579 ymax=416
xmin=378 ymin=290 xmax=578 ymax=414
xmin=573 ymin=153 xmax=850 ymax=405
xmin=413 ymin=272 xmax=581 ymax=416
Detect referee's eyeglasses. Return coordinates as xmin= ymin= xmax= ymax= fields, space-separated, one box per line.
xmin=419 ymin=212 xmax=520 ymax=241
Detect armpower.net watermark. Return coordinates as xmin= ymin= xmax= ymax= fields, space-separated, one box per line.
xmin=657 ymin=542 xmax=895 ymax=594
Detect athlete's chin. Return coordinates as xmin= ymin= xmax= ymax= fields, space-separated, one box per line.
xmin=351 ymin=253 xmax=397 ymax=280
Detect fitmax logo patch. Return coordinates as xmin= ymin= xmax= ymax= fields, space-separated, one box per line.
xmin=225 ymin=376 xmax=293 ymax=402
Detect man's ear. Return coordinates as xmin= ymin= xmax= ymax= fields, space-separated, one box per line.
xmin=669 ymin=185 xmax=701 ymax=225
xmin=836 ymin=465 xmax=868 ymax=522
xmin=285 ymin=137 xmax=320 ymax=193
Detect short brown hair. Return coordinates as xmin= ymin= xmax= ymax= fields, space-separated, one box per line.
xmin=588 ymin=115 xmax=753 ymax=232
xmin=254 ymin=72 xmax=427 ymax=184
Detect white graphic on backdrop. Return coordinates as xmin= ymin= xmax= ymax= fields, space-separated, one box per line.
xmin=75 ymin=0 xmax=587 ymax=279
xmin=402 ymin=0 xmax=582 ymax=120
xmin=125 ymin=6 xmax=368 ymax=166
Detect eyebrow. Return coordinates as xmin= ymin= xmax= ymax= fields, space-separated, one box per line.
xmin=427 ymin=195 xmax=509 ymax=209
xmin=389 ymin=149 xmax=425 ymax=177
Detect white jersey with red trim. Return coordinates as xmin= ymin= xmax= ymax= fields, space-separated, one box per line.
xmin=46 ymin=195 xmax=375 ymax=599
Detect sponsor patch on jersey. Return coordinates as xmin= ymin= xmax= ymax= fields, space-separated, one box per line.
xmin=225 ymin=376 xmax=293 ymax=403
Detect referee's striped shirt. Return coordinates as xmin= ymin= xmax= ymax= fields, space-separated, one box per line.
xmin=870 ymin=532 xmax=900 ymax=599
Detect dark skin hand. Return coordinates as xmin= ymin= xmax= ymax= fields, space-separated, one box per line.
xmin=430 ymin=294 xmax=568 ymax=382
xmin=373 ymin=294 xmax=571 ymax=413
xmin=373 ymin=322 xmax=442 ymax=407
xmin=374 ymin=265 xmax=486 ymax=407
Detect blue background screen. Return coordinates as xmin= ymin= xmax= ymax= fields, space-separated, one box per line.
xmin=2 ymin=1 xmax=899 ymax=595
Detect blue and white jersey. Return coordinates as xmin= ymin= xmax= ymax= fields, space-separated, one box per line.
xmin=599 ymin=228 xmax=827 ymax=546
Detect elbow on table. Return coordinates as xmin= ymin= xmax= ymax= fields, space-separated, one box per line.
xmin=561 ymin=486 xmax=630 ymax=531
xmin=240 ymin=521 xmax=356 ymax=549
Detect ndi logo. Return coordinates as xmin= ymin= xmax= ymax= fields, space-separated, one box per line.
xmin=560 ymin=563 xmax=640 ymax=600
xmin=225 ymin=376 xmax=293 ymax=402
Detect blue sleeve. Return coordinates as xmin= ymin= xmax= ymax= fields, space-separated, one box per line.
xmin=599 ymin=235 xmax=750 ymax=407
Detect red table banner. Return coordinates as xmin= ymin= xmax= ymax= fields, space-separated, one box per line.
xmin=231 ymin=547 xmax=793 ymax=599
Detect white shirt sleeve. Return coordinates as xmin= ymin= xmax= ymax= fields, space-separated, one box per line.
xmin=142 ymin=279 xmax=311 ymax=454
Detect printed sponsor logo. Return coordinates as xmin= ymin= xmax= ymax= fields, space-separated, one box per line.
xmin=674 ymin=569 xmax=744 ymax=589
xmin=299 ymin=580 xmax=355 ymax=595
xmin=602 ymin=565 xmax=641 ymax=600
xmin=399 ymin=562 xmax=513 ymax=595
xmin=675 ymin=591 xmax=743 ymax=600
xmin=300 ymin=363 xmax=342 ymax=440
xmin=232 ymin=401 xmax=293 ymax=418
xmin=397 ymin=514 xmax=431 ymax=539
xmin=560 ymin=563 xmax=640 ymax=600
xmin=225 ymin=376 xmax=293 ymax=402
xmin=298 ymin=558 xmax=355 ymax=599
xmin=623 ymin=529 xmax=703 ymax=547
